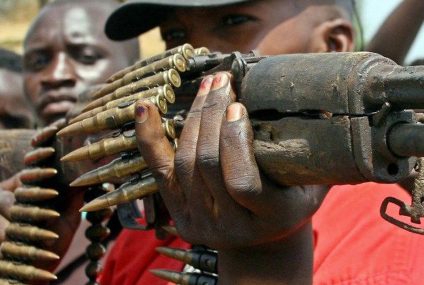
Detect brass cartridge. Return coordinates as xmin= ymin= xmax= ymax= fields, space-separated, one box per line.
xmin=18 ymin=168 xmax=57 ymax=184
xmin=0 ymin=260 xmax=57 ymax=281
xmin=58 ymin=95 xmax=167 ymax=137
xmin=92 ymin=54 xmax=186 ymax=100
xmin=0 ymin=242 xmax=59 ymax=262
xmin=69 ymin=154 xmax=148 ymax=187
xmin=70 ymin=85 xmax=175 ymax=123
xmin=62 ymin=118 xmax=175 ymax=162
xmin=23 ymin=147 xmax=55 ymax=166
xmin=84 ymin=69 xmax=180 ymax=112
xmin=80 ymin=176 xmax=158 ymax=212
xmin=5 ymin=223 xmax=58 ymax=242
xmin=106 ymin=43 xmax=194 ymax=83
xmin=156 ymin=247 xmax=217 ymax=273
xmin=9 ymin=205 xmax=60 ymax=222
xmin=194 ymin=47 xmax=211 ymax=56
xmin=14 ymin=187 xmax=58 ymax=203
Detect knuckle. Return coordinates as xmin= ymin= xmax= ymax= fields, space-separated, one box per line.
xmin=150 ymin=159 xmax=173 ymax=182
xmin=175 ymin=149 xmax=195 ymax=176
xmin=186 ymin=108 xmax=202 ymax=120
xmin=196 ymin=147 xmax=219 ymax=170
xmin=226 ymin=175 xmax=261 ymax=196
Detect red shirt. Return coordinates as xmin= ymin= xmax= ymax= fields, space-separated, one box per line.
xmin=100 ymin=183 xmax=424 ymax=285
xmin=313 ymin=183 xmax=424 ymax=285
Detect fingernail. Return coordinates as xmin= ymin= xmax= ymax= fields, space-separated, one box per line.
xmin=198 ymin=76 xmax=213 ymax=96
xmin=227 ymin=103 xmax=244 ymax=122
xmin=211 ymin=73 xmax=228 ymax=90
xmin=135 ymin=105 xmax=148 ymax=124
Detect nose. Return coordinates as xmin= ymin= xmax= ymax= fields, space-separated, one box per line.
xmin=41 ymin=53 xmax=76 ymax=89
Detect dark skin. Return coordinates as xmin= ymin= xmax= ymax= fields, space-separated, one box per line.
xmin=367 ymin=0 xmax=424 ymax=64
xmin=23 ymin=1 xmax=138 ymax=126
xmin=0 ymin=69 xmax=33 ymax=129
xmin=135 ymin=1 xmax=354 ymax=284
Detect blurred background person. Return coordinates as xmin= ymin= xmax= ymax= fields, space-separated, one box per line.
xmin=21 ymin=0 xmax=139 ymax=283
xmin=0 ymin=0 xmax=140 ymax=284
xmin=0 ymin=47 xmax=33 ymax=129
xmin=0 ymin=47 xmax=34 ymax=242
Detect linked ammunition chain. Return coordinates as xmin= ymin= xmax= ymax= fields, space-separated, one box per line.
xmin=153 ymin=244 xmax=218 ymax=285
xmin=83 ymin=184 xmax=114 ymax=285
xmin=0 ymin=173 xmax=60 ymax=283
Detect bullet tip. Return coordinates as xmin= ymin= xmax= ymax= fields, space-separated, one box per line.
xmin=61 ymin=147 xmax=88 ymax=162
xmin=56 ymin=123 xmax=80 ymax=137
xmin=155 ymin=246 xmax=167 ymax=254
xmin=79 ymin=198 xmax=108 ymax=212
xmin=67 ymin=117 xmax=78 ymax=124
xmin=60 ymin=152 xmax=74 ymax=162
xmin=82 ymin=99 xmax=101 ymax=112
xmin=162 ymin=225 xmax=179 ymax=236
xmin=56 ymin=128 xmax=66 ymax=137
xmin=150 ymin=269 xmax=180 ymax=283
xmin=60 ymin=156 xmax=68 ymax=162
xmin=149 ymin=269 xmax=162 ymax=276
xmin=69 ymin=178 xmax=83 ymax=187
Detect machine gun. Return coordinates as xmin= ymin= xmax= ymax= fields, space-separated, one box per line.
xmin=58 ymin=48 xmax=424 ymax=236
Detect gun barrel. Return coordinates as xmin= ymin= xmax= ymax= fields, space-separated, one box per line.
xmin=374 ymin=65 xmax=424 ymax=110
xmin=387 ymin=123 xmax=424 ymax=157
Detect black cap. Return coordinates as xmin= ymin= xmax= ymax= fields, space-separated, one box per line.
xmin=105 ymin=0 xmax=249 ymax=41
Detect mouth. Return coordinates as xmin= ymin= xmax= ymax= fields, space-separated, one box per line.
xmin=42 ymin=101 xmax=76 ymax=117
xmin=38 ymin=93 xmax=77 ymax=124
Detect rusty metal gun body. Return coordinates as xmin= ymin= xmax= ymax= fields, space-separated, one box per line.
xmin=176 ymin=51 xmax=423 ymax=186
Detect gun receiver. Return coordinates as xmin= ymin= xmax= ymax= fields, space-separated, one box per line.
xmin=173 ymin=51 xmax=422 ymax=185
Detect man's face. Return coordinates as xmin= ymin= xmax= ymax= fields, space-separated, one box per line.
xmin=160 ymin=0 xmax=316 ymax=54
xmin=23 ymin=3 xmax=132 ymax=126
xmin=0 ymin=69 xmax=33 ymax=129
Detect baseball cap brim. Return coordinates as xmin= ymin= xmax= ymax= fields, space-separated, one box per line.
xmin=105 ymin=0 xmax=249 ymax=41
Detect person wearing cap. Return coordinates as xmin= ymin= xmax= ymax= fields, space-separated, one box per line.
xmin=28 ymin=1 xmax=423 ymax=284
xmin=95 ymin=1 xmax=424 ymax=285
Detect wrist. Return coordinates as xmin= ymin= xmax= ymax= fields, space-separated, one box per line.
xmin=218 ymin=222 xmax=313 ymax=285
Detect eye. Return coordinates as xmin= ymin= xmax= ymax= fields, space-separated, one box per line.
xmin=161 ymin=29 xmax=187 ymax=45
xmin=24 ymin=52 xmax=51 ymax=72
xmin=222 ymin=14 xmax=255 ymax=27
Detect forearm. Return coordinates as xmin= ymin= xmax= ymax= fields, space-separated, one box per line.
xmin=367 ymin=0 xmax=424 ymax=64
xmin=218 ymin=222 xmax=313 ymax=285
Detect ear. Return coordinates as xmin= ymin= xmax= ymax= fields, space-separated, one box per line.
xmin=309 ymin=18 xmax=354 ymax=53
